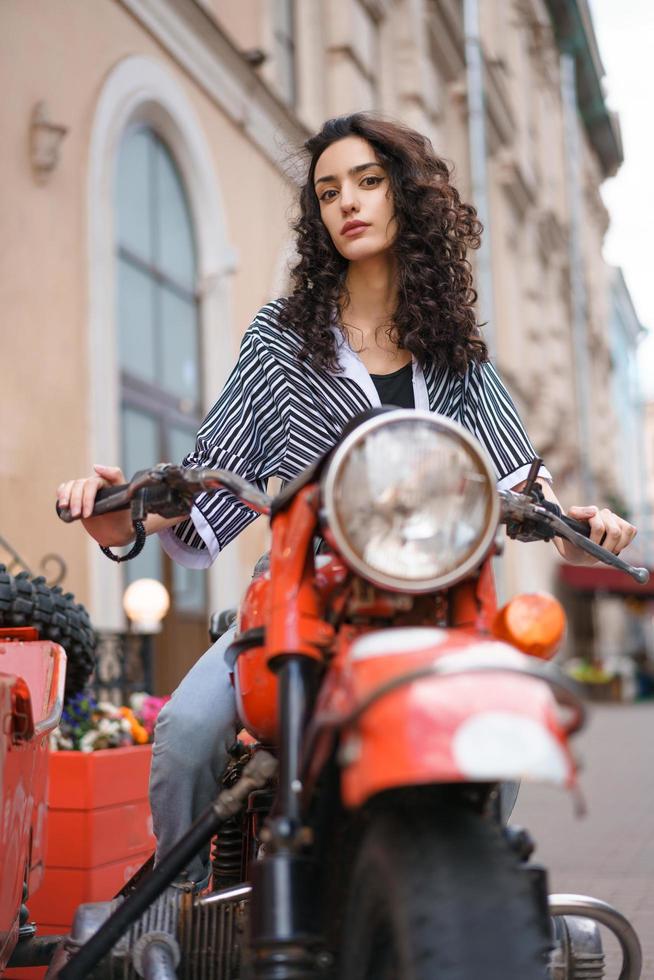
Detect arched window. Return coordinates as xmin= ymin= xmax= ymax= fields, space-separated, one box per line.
xmin=114 ymin=126 xmax=205 ymax=615
xmin=274 ymin=0 xmax=297 ymax=106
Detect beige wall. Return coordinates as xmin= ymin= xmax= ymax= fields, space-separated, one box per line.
xmin=208 ymin=0 xmax=263 ymax=53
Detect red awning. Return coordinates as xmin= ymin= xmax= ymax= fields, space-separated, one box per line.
xmin=559 ymin=563 xmax=654 ymax=597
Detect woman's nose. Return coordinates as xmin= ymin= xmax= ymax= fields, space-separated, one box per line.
xmin=340 ymin=182 xmax=359 ymax=213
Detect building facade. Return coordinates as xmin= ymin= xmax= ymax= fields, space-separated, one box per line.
xmin=0 ymin=0 xmax=644 ymax=691
xmin=608 ymin=268 xmax=646 ymax=526
xmin=643 ymin=401 xmax=654 ymax=561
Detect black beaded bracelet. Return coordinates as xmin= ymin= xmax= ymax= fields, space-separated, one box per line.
xmin=100 ymin=520 xmax=146 ymax=563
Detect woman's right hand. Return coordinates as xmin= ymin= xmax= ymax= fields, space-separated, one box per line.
xmin=57 ymin=464 xmax=135 ymax=547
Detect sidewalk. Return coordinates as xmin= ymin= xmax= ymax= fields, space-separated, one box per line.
xmin=513 ymin=701 xmax=654 ymax=977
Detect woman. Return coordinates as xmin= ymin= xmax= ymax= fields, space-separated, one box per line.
xmin=57 ymin=113 xmax=636 ymax=887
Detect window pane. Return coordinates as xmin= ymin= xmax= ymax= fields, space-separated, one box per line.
xmin=274 ymin=0 xmax=296 ymax=104
xmin=124 ymin=527 xmax=162 ymax=587
xmin=159 ymin=286 xmax=199 ymax=404
xmin=168 ymin=424 xmax=206 ymax=614
xmin=171 ymin=562 xmax=206 ymax=615
xmin=154 ymin=140 xmax=196 ymax=289
xmin=168 ymin=425 xmax=196 ymax=464
xmin=123 ymin=405 xmax=159 ymax=472
xmin=117 ymin=258 xmax=156 ymax=384
xmin=121 ymin=407 xmax=162 ymax=586
xmin=115 ymin=129 xmax=152 ymax=261
xmin=275 ymin=0 xmax=293 ymax=36
xmin=114 ymin=126 xmax=201 ymax=614
xmin=277 ymin=43 xmax=296 ymax=104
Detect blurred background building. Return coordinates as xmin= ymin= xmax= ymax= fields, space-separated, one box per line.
xmin=1 ymin=0 xmax=651 ymax=693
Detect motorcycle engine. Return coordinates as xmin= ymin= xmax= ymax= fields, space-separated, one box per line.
xmin=52 ymin=885 xmax=249 ymax=979
xmin=51 ymin=892 xmax=607 ymax=979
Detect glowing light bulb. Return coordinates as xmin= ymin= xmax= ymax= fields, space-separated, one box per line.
xmin=123 ymin=578 xmax=170 ymax=633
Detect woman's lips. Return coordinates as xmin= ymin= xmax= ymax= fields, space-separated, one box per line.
xmin=342 ymin=223 xmax=369 ymax=237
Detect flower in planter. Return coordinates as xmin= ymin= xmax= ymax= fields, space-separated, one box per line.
xmin=129 ymin=692 xmax=171 ymax=737
xmin=120 ymin=706 xmax=150 ymax=745
xmin=565 ymin=658 xmax=613 ymax=684
xmin=51 ymin=690 xmax=172 ymax=751
xmin=52 ymin=693 xmax=141 ymax=751
xmin=52 ymin=691 xmax=100 ymax=750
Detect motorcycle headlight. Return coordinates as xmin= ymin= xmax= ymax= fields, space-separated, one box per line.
xmin=322 ymin=410 xmax=499 ymax=593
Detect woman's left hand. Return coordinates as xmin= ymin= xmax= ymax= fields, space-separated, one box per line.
xmin=555 ymin=505 xmax=637 ymax=565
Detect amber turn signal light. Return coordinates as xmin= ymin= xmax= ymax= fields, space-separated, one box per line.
xmin=492 ymin=592 xmax=565 ymax=660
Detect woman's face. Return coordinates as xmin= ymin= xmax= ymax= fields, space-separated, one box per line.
xmin=313 ymin=136 xmax=396 ymax=261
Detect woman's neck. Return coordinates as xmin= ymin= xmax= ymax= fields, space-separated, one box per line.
xmin=339 ymin=254 xmax=411 ymax=372
xmin=342 ymin=254 xmax=398 ymax=328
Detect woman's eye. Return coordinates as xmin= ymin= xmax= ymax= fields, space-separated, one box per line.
xmin=319 ymin=176 xmax=383 ymax=201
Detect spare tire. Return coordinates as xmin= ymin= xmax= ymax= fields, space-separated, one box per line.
xmin=0 ymin=564 xmax=97 ymax=701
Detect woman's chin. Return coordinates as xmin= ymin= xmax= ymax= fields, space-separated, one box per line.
xmin=338 ymin=240 xmax=391 ymax=264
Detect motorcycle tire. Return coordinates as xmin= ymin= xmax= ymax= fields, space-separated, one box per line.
xmin=0 ymin=564 xmax=97 ymax=702
xmin=340 ymin=801 xmax=551 ymax=980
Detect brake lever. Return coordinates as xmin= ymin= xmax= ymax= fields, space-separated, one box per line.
xmin=543 ymin=510 xmax=649 ymax=585
xmin=499 ymin=489 xmax=649 ymax=585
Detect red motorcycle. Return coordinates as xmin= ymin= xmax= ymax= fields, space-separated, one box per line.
xmin=52 ymin=409 xmax=643 ymax=980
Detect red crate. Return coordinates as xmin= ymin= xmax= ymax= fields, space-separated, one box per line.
xmin=46 ymin=744 xmax=155 ymax=811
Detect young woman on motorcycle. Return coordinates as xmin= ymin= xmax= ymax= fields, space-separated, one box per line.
xmin=57 ymin=112 xmax=636 ymax=889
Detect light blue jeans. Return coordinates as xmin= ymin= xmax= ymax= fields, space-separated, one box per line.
xmin=149 ymin=627 xmax=238 ymax=885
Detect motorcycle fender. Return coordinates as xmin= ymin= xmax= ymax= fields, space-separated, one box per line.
xmin=340 ymin=663 xmax=576 ymax=810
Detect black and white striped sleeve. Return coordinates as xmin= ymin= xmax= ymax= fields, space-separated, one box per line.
xmin=158 ymin=315 xmax=288 ymax=568
xmin=461 ymin=361 xmax=551 ymax=490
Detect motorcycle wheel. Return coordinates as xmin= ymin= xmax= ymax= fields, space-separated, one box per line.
xmin=339 ymin=801 xmax=550 ymax=980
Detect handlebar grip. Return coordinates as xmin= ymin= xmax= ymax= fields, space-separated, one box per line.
xmin=94 ymin=483 xmax=131 ymax=507
xmin=56 ymin=482 xmax=131 ymax=523
xmin=538 ymin=498 xmax=592 ymax=539
xmin=560 ymin=514 xmax=591 ymax=538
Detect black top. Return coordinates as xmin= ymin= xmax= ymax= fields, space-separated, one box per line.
xmin=369 ymin=361 xmax=415 ymax=409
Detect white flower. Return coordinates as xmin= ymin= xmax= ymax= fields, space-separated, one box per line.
xmin=97 ymin=701 xmax=121 ymax=717
xmin=130 ymin=692 xmax=146 ymax=713
xmin=50 ymin=729 xmax=74 ymax=751
xmin=80 ymin=730 xmax=99 ymax=753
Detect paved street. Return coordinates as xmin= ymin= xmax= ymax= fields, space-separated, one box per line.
xmin=512 ymin=702 xmax=654 ymax=978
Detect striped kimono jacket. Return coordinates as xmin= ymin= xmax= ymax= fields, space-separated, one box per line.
xmin=160 ymin=300 xmax=550 ymax=569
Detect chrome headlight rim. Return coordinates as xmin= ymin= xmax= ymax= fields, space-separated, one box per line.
xmin=321 ymin=409 xmax=500 ymax=593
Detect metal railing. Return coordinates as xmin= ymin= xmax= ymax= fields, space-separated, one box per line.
xmin=0 ymin=534 xmax=66 ymax=586
xmin=92 ymin=631 xmax=154 ymax=705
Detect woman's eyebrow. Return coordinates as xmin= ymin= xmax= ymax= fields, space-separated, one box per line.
xmin=314 ymin=162 xmax=383 ymax=187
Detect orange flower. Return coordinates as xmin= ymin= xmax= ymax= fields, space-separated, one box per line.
xmin=119 ymin=706 xmax=150 ymax=745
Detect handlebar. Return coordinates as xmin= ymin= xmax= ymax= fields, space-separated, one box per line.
xmin=57 ymin=463 xmax=648 ymax=585
xmin=55 ymin=464 xmax=272 ymax=526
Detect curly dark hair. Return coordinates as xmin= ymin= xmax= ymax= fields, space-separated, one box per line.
xmin=278 ymin=113 xmax=488 ymax=375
